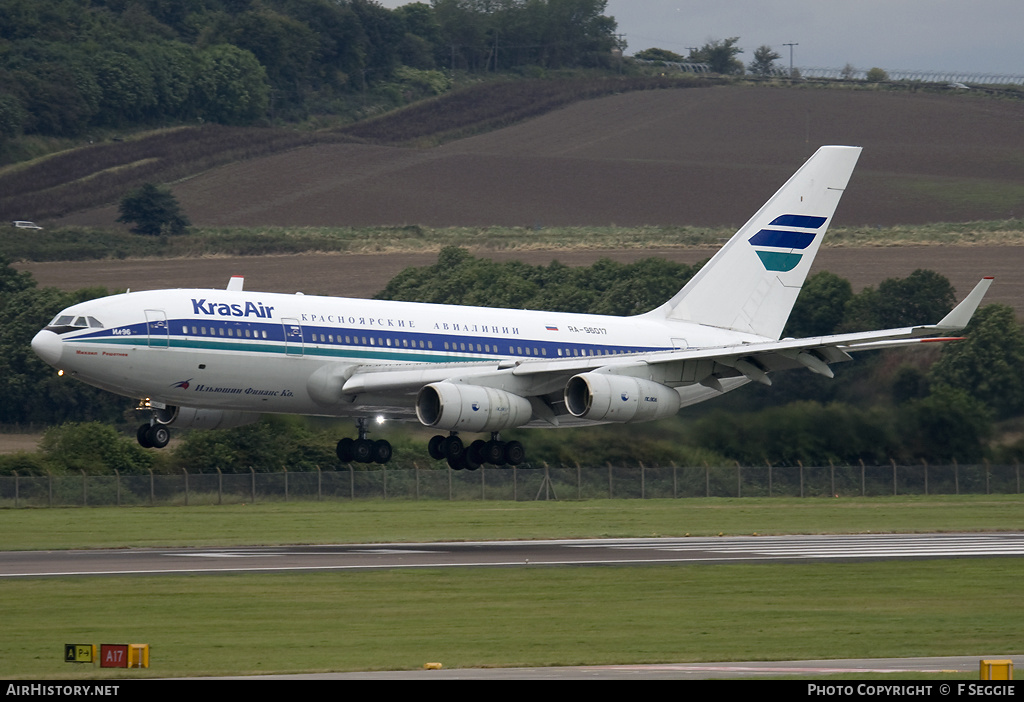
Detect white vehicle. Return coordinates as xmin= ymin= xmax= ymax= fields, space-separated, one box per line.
xmin=12 ymin=220 xmax=42 ymax=230
xmin=31 ymin=146 xmax=992 ymax=469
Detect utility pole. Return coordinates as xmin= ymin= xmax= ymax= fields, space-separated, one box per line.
xmin=783 ymin=42 xmax=798 ymax=77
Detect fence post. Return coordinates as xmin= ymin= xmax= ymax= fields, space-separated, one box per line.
xmin=81 ymin=470 xmax=87 ymax=507
xmin=860 ymin=459 xmax=865 ymax=497
xmin=383 ymin=464 xmax=387 ymax=500
xmin=891 ymin=458 xmax=897 ymax=496
xmin=183 ymin=468 xmax=189 ymax=506
xmin=349 ymin=463 xmax=355 ymax=500
xmin=284 ymin=467 xmax=289 ymax=501
xmin=985 ymin=458 xmax=991 ymax=495
xmin=479 ymin=464 xmax=485 ymax=501
xmin=216 ymin=467 xmax=223 ymax=505
xmin=736 ymin=462 xmax=741 ymax=498
xmin=671 ymin=461 xmax=678 ymax=499
xmin=576 ymin=462 xmax=581 ymax=501
xmin=115 ymin=469 xmax=121 ymax=506
xmin=250 ymin=466 xmax=256 ymax=504
xmin=829 ymin=460 xmax=835 ymax=497
xmin=13 ymin=471 xmax=18 ymax=509
xmin=413 ymin=462 xmax=420 ymax=500
xmin=607 ymin=462 xmax=613 ymax=499
xmin=798 ymin=460 xmax=804 ymax=498
xmin=640 ymin=461 xmax=646 ymax=499
xmin=704 ymin=462 xmax=710 ymax=498
xmin=48 ymin=471 xmax=53 ymax=508
xmin=317 ymin=465 xmax=322 ymax=501
xmin=953 ymin=458 xmax=959 ymax=495
xmin=767 ymin=459 xmax=772 ymax=497
xmin=148 ymin=469 xmax=154 ymax=506
xmin=922 ymin=458 xmax=929 ymax=495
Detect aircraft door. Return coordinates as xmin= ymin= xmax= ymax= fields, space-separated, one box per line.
xmin=282 ymin=318 xmax=303 ymax=356
xmin=145 ymin=310 xmax=169 ymax=348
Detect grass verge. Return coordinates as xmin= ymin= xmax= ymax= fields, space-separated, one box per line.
xmin=1 ymin=496 xmax=1022 ymax=551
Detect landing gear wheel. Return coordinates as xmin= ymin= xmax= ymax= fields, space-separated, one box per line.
xmin=144 ymin=424 xmax=170 ymax=449
xmin=336 ymin=437 xmax=355 ymax=463
xmin=137 ymin=424 xmax=153 ymax=448
xmin=353 ymin=438 xmax=374 ymax=464
xmin=484 ymin=440 xmax=505 ymax=466
xmin=428 ymin=435 xmax=446 ymax=460
xmin=372 ymin=439 xmax=392 ymax=465
xmin=442 ymin=435 xmax=464 ymax=461
xmin=503 ymin=440 xmax=525 ymax=466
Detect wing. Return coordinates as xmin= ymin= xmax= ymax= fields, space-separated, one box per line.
xmin=335 ymin=278 xmax=993 ymax=427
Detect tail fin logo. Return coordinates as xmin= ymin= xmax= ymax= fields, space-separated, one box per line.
xmin=748 ymin=214 xmax=827 ymax=272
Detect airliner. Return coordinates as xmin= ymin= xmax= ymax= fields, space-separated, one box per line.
xmin=31 ymin=146 xmax=992 ymax=470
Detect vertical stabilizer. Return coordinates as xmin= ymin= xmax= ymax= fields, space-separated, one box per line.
xmin=648 ymin=145 xmax=861 ymax=339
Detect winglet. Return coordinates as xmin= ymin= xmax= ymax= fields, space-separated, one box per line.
xmin=227 ymin=276 xmax=245 ymax=292
xmin=936 ymin=277 xmax=993 ymax=330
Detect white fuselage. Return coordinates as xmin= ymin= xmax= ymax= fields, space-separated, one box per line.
xmin=34 ymin=287 xmax=763 ymax=425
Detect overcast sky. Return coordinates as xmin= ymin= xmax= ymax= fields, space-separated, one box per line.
xmin=378 ymin=1 xmax=1023 ymax=77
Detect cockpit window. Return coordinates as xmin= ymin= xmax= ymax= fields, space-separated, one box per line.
xmin=46 ymin=314 xmax=103 ymax=334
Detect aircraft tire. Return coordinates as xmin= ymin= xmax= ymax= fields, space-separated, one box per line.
xmin=336 ymin=438 xmax=355 ymax=463
xmin=372 ymin=439 xmax=392 ymax=464
xmin=503 ymin=440 xmax=525 ymax=466
xmin=146 ymin=424 xmax=170 ymax=449
xmin=442 ymin=435 xmax=463 ymax=460
xmin=352 ymin=438 xmax=374 ymax=463
xmin=137 ymin=424 xmax=153 ymax=448
xmin=484 ymin=440 xmax=505 ymax=465
xmin=428 ymin=435 xmax=446 ymax=460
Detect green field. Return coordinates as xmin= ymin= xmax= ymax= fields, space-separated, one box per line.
xmin=2 ymin=496 xmax=1023 ymax=550
xmin=1 ymin=497 xmax=1022 ymax=679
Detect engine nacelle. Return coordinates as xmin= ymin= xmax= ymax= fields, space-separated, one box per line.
xmin=416 ymin=382 xmax=533 ymax=433
xmin=152 ymin=406 xmax=262 ymax=430
xmin=564 ymin=372 xmax=681 ymax=423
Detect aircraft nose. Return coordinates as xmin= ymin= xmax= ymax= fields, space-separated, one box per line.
xmin=31 ymin=329 xmax=63 ymax=367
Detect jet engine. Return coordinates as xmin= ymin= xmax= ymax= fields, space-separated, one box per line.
xmin=152 ymin=405 xmax=262 ymax=430
xmin=416 ymin=382 xmax=532 ymax=433
xmin=564 ymin=372 xmax=681 ymax=423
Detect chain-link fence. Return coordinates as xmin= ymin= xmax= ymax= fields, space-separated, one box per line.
xmin=1 ymin=461 xmax=1020 ymax=507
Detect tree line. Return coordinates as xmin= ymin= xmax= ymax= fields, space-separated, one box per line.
xmin=3 ymin=248 xmax=1023 ymax=474
xmin=0 ymin=0 xmax=620 ymax=151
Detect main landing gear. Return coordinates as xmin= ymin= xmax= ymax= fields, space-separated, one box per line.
xmin=336 ymin=418 xmax=393 ymax=465
xmin=427 ymin=432 xmax=525 ymax=471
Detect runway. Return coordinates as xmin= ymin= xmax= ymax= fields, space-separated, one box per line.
xmin=222 ymin=655 xmax=1024 ymax=680
xmin=3 ymin=532 xmax=1024 ymax=578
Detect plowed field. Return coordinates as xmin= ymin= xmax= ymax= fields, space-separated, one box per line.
xmin=60 ymin=86 xmax=1024 ymax=229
